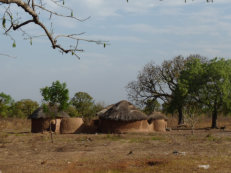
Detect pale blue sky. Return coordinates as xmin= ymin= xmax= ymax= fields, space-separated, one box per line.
xmin=1 ymin=0 xmax=231 ymax=105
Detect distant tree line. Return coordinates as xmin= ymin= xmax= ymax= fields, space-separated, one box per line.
xmin=0 ymin=81 xmax=104 ymax=119
xmin=127 ymin=55 xmax=231 ymax=128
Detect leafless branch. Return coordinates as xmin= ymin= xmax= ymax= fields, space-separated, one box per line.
xmin=0 ymin=0 xmax=107 ymax=57
xmin=0 ymin=53 xmax=16 ymax=58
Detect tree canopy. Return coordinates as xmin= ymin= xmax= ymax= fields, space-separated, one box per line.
xmin=71 ymin=92 xmax=104 ymax=117
xmin=12 ymin=99 xmax=39 ymax=118
xmin=178 ymin=58 xmax=231 ymax=128
xmin=126 ymin=55 xmax=188 ymax=124
xmin=0 ymin=92 xmax=14 ymax=118
xmin=40 ymin=80 xmax=69 ymax=110
xmin=126 ymin=54 xmax=231 ymax=128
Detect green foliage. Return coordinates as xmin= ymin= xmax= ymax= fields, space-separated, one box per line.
xmin=65 ymin=105 xmax=80 ymax=117
xmin=143 ymin=99 xmax=160 ymax=115
xmin=0 ymin=92 xmax=14 ymax=118
xmin=178 ymin=57 xmax=231 ymax=128
xmin=71 ymin=92 xmax=94 ymax=117
xmin=71 ymin=92 xmax=104 ymax=117
xmin=12 ymin=41 xmax=16 ymax=48
xmin=11 ymin=99 xmax=39 ymax=118
xmin=2 ymin=17 xmax=6 ymax=28
xmin=127 ymin=55 xmax=189 ymax=124
xmin=40 ymin=81 xmax=69 ymax=111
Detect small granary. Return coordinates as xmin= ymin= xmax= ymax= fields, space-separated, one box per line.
xmin=148 ymin=112 xmax=168 ymax=132
xmin=28 ymin=107 xmax=69 ymax=133
xmin=98 ymin=100 xmax=152 ymax=133
xmin=60 ymin=117 xmax=84 ymax=134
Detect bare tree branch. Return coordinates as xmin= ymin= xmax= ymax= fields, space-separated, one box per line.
xmin=0 ymin=0 xmax=107 ymax=57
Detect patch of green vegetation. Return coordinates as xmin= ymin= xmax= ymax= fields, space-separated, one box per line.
xmin=14 ymin=133 xmax=28 ymax=136
xmin=151 ymin=136 xmax=165 ymax=141
xmin=129 ymin=137 xmax=148 ymax=143
xmin=104 ymin=134 xmax=123 ymax=141
xmin=224 ymin=137 xmax=231 ymax=141
xmin=205 ymin=134 xmax=220 ymax=142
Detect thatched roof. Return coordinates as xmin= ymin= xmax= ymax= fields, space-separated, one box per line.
xmin=99 ymin=100 xmax=147 ymax=122
xmin=96 ymin=104 xmax=114 ymax=116
xmin=148 ymin=112 xmax=168 ymax=123
xmin=28 ymin=107 xmax=70 ymax=119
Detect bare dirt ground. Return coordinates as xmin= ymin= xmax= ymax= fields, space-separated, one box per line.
xmin=1 ymin=117 xmax=231 ymax=173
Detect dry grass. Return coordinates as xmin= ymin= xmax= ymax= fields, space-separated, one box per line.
xmin=0 ymin=117 xmax=231 ymax=173
xmin=0 ymin=118 xmax=30 ymax=131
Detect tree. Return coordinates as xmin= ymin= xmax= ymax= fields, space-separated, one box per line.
xmin=178 ymin=58 xmax=231 ymax=128
xmin=0 ymin=0 xmax=106 ymax=58
xmin=12 ymin=99 xmax=39 ymax=118
xmin=40 ymin=80 xmax=69 ymax=110
xmin=0 ymin=92 xmax=14 ymax=118
xmin=143 ymin=99 xmax=161 ymax=115
xmin=65 ymin=105 xmax=79 ymax=117
xmin=40 ymin=80 xmax=69 ymax=143
xmin=71 ymin=92 xmax=97 ymax=117
xmin=183 ymin=100 xmax=202 ymax=134
xmin=126 ymin=55 xmax=187 ymax=124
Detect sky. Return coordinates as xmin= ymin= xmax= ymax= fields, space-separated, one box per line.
xmin=1 ymin=0 xmax=231 ymax=105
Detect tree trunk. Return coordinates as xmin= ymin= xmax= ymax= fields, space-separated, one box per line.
xmin=178 ymin=106 xmax=184 ymax=125
xmin=211 ymin=109 xmax=218 ymax=129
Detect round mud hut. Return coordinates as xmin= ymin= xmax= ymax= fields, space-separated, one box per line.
xmin=98 ymin=100 xmax=152 ymax=133
xmin=28 ymin=107 xmax=69 ymax=133
xmin=148 ymin=112 xmax=168 ymax=132
xmin=60 ymin=117 xmax=84 ymax=134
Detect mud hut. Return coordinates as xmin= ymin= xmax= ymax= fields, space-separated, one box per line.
xmin=28 ymin=107 xmax=69 ymax=133
xmin=98 ymin=100 xmax=151 ymax=133
xmin=148 ymin=112 xmax=168 ymax=132
xmin=60 ymin=117 xmax=84 ymax=134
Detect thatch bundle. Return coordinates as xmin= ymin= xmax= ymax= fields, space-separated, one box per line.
xmin=96 ymin=104 xmax=114 ymax=116
xmin=99 ymin=100 xmax=147 ymax=122
xmin=60 ymin=118 xmax=84 ymax=134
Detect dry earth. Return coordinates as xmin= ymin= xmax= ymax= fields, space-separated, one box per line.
xmin=0 ymin=117 xmax=231 ymax=173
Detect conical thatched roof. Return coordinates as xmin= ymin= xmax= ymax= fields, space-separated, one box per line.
xmin=148 ymin=112 xmax=168 ymax=123
xmin=28 ymin=107 xmax=70 ymax=119
xmin=99 ymin=100 xmax=147 ymax=122
xmin=96 ymin=104 xmax=114 ymax=116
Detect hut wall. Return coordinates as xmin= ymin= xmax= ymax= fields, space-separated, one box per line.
xmin=55 ymin=119 xmax=61 ymax=133
xmin=147 ymin=122 xmax=154 ymax=131
xmin=50 ymin=119 xmax=62 ymax=133
xmin=60 ymin=118 xmax=84 ymax=134
xmin=31 ymin=119 xmax=51 ymax=133
xmin=99 ymin=120 xmax=152 ymax=133
xmin=153 ymin=119 xmax=167 ymax=132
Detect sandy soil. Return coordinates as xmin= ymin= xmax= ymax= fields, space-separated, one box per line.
xmin=0 ymin=118 xmax=231 ymax=173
